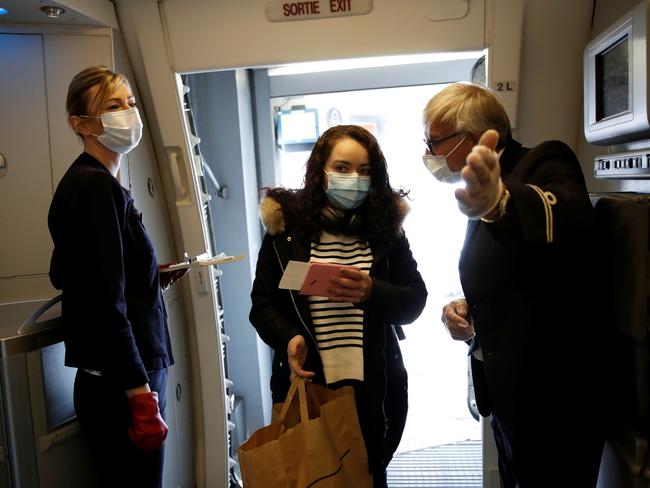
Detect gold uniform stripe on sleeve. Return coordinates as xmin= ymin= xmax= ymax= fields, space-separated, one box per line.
xmin=526 ymin=184 xmax=557 ymax=243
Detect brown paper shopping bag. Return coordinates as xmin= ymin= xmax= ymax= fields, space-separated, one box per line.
xmin=238 ymin=379 xmax=372 ymax=488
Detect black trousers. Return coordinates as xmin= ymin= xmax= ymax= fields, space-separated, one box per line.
xmin=74 ymin=368 xmax=168 ymax=488
xmin=490 ymin=412 xmax=604 ymax=488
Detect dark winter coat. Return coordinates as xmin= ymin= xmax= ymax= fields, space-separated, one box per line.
xmin=249 ymin=194 xmax=427 ymax=473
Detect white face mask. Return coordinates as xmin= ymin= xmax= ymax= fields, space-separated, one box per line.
xmin=422 ymin=135 xmax=466 ymax=184
xmin=94 ymin=107 xmax=143 ymax=154
xmin=325 ymin=171 xmax=371 ymax=210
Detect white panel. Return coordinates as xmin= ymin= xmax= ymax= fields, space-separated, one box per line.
xmin=0 ymin=34 xmax=53 ymax=279
xmin=516 ymin=0 xmax=593 ymax=145
xmin=43 ymin=33 xmax=113 ymax=187
xmin=55 ymin=0 xmax=119 ymax=28
xmin=268 ymin=58 xmax=480 ymax=97
xmin=116 ymin=9 xmax=208 ymax=257
xmin=110 ymin=29 xmax=176 ymax=264
xmin=165 ymin=296 xmax=195 ymax=486
xmin=481 ymin=416 xmax=501 ymax=487
xmin=115 ymin=4 xmax=230 ymax=486
xmin=162 ymin=364 xmax=181 ymax=486
xmin=485 ymin=0 xmax=524 ymax=130
xmin=157 ymin=0 xmax=486 ymax=72
xmin=123 ymin=127 xmax=177 ymax=261
xmin=0 ymin=0 xmax=117 ymax=27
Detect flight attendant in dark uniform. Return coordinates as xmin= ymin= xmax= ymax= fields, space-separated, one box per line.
xmin=423 ymin=83 xmax=605 ymax=487
xmin=48 ymin=66 xmax=184 ymax=487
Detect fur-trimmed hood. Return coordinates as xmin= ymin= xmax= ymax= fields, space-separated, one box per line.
xmin=259 ymin=194 xmax=410 ymax=236
xmin=259 ymin=196 xmax=287 ymax=236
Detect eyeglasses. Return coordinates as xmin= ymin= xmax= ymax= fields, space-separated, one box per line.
xmin=424 ymin=132 xmax=459 ymax=154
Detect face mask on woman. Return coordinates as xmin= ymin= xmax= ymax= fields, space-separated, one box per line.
xmin=92 ymin=107 xmax=143 ymax=154
xmin=325 ymin=171 xmax=371 ymax=210
xmin=422 ymin=135 xmax=466 ymax=184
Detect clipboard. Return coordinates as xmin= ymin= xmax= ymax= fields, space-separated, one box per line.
xmin=159 ymin=254 xmax=246 ymax=273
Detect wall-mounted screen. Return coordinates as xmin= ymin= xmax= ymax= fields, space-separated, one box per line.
xmin=276 ymin=108 xmax=319 ymax=146
xmin=596 ymin=35 xmax=629 ymax=122
xmin=584 ymin=0 xmax=650 ymax=145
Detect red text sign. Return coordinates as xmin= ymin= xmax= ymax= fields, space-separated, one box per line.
xmin=266 ymin=0 xmax=372 ymax=22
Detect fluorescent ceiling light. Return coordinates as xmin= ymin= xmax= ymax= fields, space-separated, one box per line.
xmin=268 ymin=51 xmax=484 ymax=76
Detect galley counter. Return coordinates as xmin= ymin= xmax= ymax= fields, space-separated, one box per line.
xmin=0 ymin=298 xmax=96 ymax=487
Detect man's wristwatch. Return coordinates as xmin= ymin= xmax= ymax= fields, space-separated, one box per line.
xmin=480 ymin=185 xmax=510 ymax=223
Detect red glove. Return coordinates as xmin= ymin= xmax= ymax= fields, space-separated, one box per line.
xmin=127 ymin=391 xmax=168 ymax=452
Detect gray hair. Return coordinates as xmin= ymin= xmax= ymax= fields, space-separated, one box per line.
xmin=423 ymin=82 xmax=511 ymax=148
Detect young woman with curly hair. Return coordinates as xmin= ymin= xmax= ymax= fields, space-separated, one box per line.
xmin=250 ymin=124 xmax=427 ymax=486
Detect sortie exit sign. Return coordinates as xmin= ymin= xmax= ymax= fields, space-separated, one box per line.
xmin=266 ymin=0 xmax=372 ymax=22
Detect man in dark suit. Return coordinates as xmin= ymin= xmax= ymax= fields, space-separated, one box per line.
xmin=423 ymin=82 xmax=605 ymax=487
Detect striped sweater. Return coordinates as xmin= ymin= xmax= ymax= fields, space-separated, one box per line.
xmin=308 ymin=231 xmax=373 ymax=384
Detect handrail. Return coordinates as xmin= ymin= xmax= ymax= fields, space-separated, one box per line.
xmin=17 ymin=295 xmax=62 ymax=335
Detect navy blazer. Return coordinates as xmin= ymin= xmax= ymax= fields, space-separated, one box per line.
xmin=461 ymin=138 xmax=602 ymax=423
xmin=48 ymin=153 xmax=173 ymax=390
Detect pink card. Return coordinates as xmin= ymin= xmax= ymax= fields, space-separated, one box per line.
xmin=299 ymin=262 xmax=360 ymax=296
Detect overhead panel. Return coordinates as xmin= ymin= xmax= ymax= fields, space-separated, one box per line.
xmin=157 ymin=0 xmax=485 ymax=72
xmin=0 ymin=0 xmax=117 ymax=27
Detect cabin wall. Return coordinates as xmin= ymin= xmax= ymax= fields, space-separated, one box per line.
xmin=0 ymin=26 xmax=112 ymax=302
xmin=516 ymin=1 xmax=592 ymax=149
xmin=156 ymin=0 xmax=485 ymax=72
xmin=115 ymin=0 xmax=532 ymax=127
xmin=575 ymin=0 xmax=650 ymax=194
xmin=115 ymin=0 xmax=603 ymax=164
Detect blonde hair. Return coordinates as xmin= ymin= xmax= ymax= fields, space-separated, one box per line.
xmin=423 ymin=83 xmax=511 ymax=148
xmin=66 ymin=65 xmax=129 ymax=120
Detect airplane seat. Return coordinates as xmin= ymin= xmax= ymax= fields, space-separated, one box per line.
xmin=592 ymin=195 xmax=650 ymax=488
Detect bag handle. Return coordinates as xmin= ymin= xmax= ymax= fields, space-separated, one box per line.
xmin=303 ymin=382 xmax=321 ymax=417
xmin=278 ymin=378 xmax=309 ymax=424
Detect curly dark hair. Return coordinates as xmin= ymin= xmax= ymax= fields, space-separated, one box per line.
xmin=266 ymin=125 xmax=407 ymax=242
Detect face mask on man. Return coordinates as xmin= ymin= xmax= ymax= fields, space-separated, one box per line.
xmin=324 ymin=171 xmax=371 ymax=210
xmin=85 ymin=107 xmax=143 ymax=154
xmin=422 ymin=135 xmax=466 ymax=184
